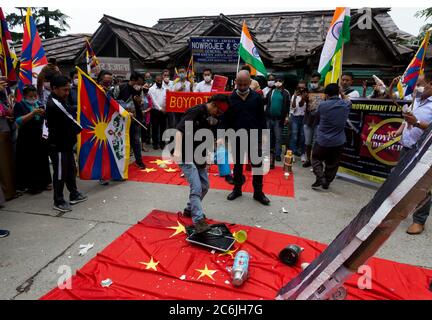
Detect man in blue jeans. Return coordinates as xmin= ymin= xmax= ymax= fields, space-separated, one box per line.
xmin=289 ymin=80 xmax=308 ymax=160
xmin=173 ymin=94 xmax=230 ymax=233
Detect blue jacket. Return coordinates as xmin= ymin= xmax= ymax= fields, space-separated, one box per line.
xmin=316 ymin=96 xmax=351 ymax=147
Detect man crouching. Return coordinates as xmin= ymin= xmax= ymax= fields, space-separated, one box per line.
xmin=172 ymin=94 xmax=230 ymax=233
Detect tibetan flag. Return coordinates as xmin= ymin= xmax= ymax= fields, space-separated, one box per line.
xmin=16 ymin=7 xmax=47 ymax=102
xmin=186 ymin=55 xmax=194 ymax=82
xmin=398 ymin=30 xmax=431 ymax=98
xmin=318 ymin=7 xmax=351 ymax=86
xmin=0 ymin=8 xmax=18 ymax=83
xmin=238 ymin=21 xmax=267 ymax=76
xmin=77 ymin=67 xmax=131 ymax=181
xmin=85 ymin=38 xmax=99 ymax=74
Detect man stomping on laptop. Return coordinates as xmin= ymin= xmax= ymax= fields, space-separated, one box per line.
xmin=172 ymin=94 xmax=230 ymax=233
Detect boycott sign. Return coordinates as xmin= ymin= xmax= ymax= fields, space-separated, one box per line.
xmin=166 ymin=91 xmax=231 ymax=113
xmin=338 ymin=98 xmax=408 ymax=184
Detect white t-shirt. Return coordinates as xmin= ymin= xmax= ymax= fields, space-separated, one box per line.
xmin=401 ymin=97 xmax=432 ymax=148
xmin=195 ymin=80 xmax=213 ymax=93
xmin=345 ymin=89 xmax=360 ymax=99
xmin=173 ymin=80 xmax=191 ymax=92
xmin=149 ymin=85 xmax=167 ymax=112
xmin=290 ymin=95 xmax=307 ymax=116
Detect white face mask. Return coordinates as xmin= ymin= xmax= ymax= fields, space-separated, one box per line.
xmin=25 ymin=99 xmax=37 ymax=105
xmin=204 ymin=75 xmax=212 ymax=83
xmin=275 ymin=82 xmax=283 ymax=88
xmin=73 ymin=79 xmax=79 ymax=86
xmin=133 ymin=85 xmax=142 ymax=91
xmin=417 ymin=86 xmax=425 ymax=94
xmin=267 ymin=81 xmax=275 ymax=87
xmin=43 ymin=82 xmax=51 ymax=90
xmin=310 ymin=83 xmax=319 ymax=90
xmin=163 ymin=77 xmax=170 ymax=83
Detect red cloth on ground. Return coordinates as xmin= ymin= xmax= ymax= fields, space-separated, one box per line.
xmin=41 ymin=210 xmax=432 ymax=300
xmin=128 ymin=156 xmax=295 ymax=198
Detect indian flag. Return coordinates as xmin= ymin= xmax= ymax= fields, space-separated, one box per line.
xmin=239 ymin=21 xmax=267 ymax=76
xmin=318 ymin=7 xmax=351 ymax=86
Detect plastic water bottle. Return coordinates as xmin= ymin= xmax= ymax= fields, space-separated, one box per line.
xmin=232 ymin=250 xmax=249 ymax=287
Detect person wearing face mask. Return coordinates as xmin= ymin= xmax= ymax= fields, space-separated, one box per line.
xmin=262 ymin=74 xmax=276 ymax=99
xmin=149 ymin=74 xmax=168 ymax=150
xmin=290 ymin=80 xmax=308 ymax=161
xmin=68 ymin=70 xmax=79 ymax=119
xmin=140 ymin=83 xmax=153 ymax=150
xmin=13 ymin=85 xmax=52 ymax=194
xmin=388 ymin=75 xmax=432 ymax=235
xmin=195 ymin=69 xmax=213 ymax=93
xmin=117 ymin=72 xmax=146 ymax=169
xmin=37 ymin=58 xmax=61 ymax=105
xmin=144 ymin=72 xmax=153 ymax=87
xmin=264 ymin=77 xmax=290 ymax=165
xmin=162 ymin=69 xmax=174 ymax=91
xmin=221 ymin=70 xmax=270 ymax=205
xmin=388 ymin=74 xmax=427 ymax=101
xmin=303 ymin=72 xmax=325 ymax=168
xmin=170 ymin=66 xmax=191 ymax=128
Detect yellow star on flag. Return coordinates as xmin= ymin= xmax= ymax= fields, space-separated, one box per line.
xmin=150 ymin=159 xmax=173 ymax=166
xmin=196 ymin=264 xmax=217 ymax=281
xmin=139 ymin=257 xmax=159 ymax=271
xmin=218 ymin=247 xmax=238 ymax=258
xmin=167 ymin=221 xmax=186 ymax=238
xmin=141 ymin=168 xmax=157 ymax=173
xmin=164 ymin=167 xmax=178 ymax=173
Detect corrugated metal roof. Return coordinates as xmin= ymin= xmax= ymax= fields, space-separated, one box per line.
xmin=14 ymin=33 xmax=91 ymax=62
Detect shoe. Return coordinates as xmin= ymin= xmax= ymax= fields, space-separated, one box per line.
xmin=70 ymin=193 xmax=88 ymax=205
xmin=0 ymin=229 xmax=10 ymax=238
xmin=322 ymin=181 xmax=330 ymax=190
xmin=53 ymin=202 xmax=72 ymax=213
xmin=136 ymin=162 xmax=146 ymax=170
xmin=311 ymin=178 xmax=323 ymax=189
xmin=253 ymin=193 xmax=270 ymax=205
xmin=227 ymin=189 xmax=242 ymax=201
xmin=302 ymin=161 xmax=311 ymax=168
xmin=224 ymin=175 xmax=234 ymax=185
xmin=301 ymin=154 xmax=307 ymax=162
xmin=276 ymin=155 xmax=282 ymax=162
xmin=183 ymin=208 xmax=192 ymax=218
xmin=406 ymin=223 xmax=425 ymax=235
xmin=194 ymin=219 xmax=211 ymax=234
xmin=99 ymin=179 xmax=109 ymax=186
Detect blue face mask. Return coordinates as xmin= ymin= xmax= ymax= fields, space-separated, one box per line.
xmin=25 ymin=99 xmax=38 ymax=106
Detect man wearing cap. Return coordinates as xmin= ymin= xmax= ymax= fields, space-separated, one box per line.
xmin=173 ymin=94 xmax=231 ymax=233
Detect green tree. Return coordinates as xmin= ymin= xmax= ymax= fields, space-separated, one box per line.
xmin=415 ymin=7 xmax=432 ymax=40
xmin=5 ymin=7 xmax=70 ymax=42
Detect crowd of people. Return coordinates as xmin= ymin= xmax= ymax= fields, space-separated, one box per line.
xmin=1 ymin=56 xmax=432 ymax=236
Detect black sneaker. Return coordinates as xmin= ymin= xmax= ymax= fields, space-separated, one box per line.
xmin=302 ymin=161 xmax=311 ymax=168
xmin=136 ymin=162 xmax=146 ymax=170
xmin=194 ymin=219 xmax=211 ymax=234
xmin=311 ymin=178 xmax=323 ymax=190
xmin=70 ymin=193 xmax=88 ymax=205
xmin=0 ymin=229 xmax=10 ymax=238
xmin=99 ymin=179 xmax=109 ymax=186
xmin=183 ymin=208 xmax=192 ymax=217
xmin=53 ymin=202 xmax=72 ymax=212
xmin=253 ymin=193 xmax=270 ymax=205
xmin=322 ymin=180 xmax=330 ymax=190
xmin=224 ymin=175 xmax=234 ymax=185
xmin=227 ymin=189 xmax=242 ymax=201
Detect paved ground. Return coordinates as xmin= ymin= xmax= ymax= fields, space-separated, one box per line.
xmin=1 ymin=150 xmax=431 ymax=300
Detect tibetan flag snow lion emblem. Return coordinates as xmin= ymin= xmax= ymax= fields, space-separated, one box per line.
xmin=76 ymin=67 xmax=131 ymax=180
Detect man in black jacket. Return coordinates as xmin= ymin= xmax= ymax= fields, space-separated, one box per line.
xmin=264 ymin=76 xmax=290 ymax=164
xmin=222 ymin=70 xmax=270 ymax=205
xmin=46 ymin=75 xmax=87 ymax=213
